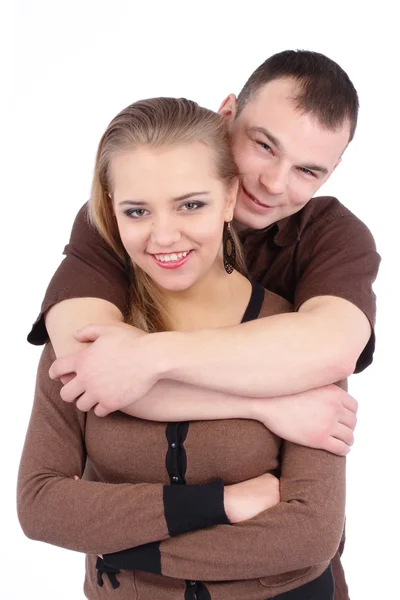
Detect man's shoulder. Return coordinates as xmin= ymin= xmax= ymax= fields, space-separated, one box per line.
xmin=297 ymin=195 xmax=358 ymax=229
xmin=264 ymin=196 xmax=372 ymax=250
xmin=69 ymin=201 xmax=96 ymax=239
xmin=290 ymin=196 xmax=375 ymax=247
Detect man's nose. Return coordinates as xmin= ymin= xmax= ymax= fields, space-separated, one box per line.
xmin=260 ymin=162 xmax=287 ymax=195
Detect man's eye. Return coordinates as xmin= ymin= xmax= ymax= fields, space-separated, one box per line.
xmin=299 ymin=167 xmax=314 ymax=176
xmin=257 ymin=142 xmax=272 ymax=152
xmin=180 ymin=202 xmax=204 ymax=211
xmin=125 ymin=208 xmax=149 ymax=218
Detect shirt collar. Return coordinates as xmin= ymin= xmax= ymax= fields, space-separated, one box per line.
xmin=272 ymin=215 xmax=301 ymax=247
xmin=238 ymin=215 xmax=300 ymax=248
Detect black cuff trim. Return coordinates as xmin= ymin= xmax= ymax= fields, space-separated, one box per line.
xmin=103 ymin=541 xmax=161 ymax=574
xmin=163 ymin=478 xmax=229 ymax=537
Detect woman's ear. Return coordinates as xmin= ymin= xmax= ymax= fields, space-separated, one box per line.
xmin=224 ymin=179 xmax=239 ymax=222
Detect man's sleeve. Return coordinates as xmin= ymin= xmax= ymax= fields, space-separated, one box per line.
xmin=27 ymin=203 xmax=130 ymax=345
xmin=294 ymin=212 xmax=380 ymax=373
xmin=103 ymin=441 xmax=345 ymax=581
xmin=17 ymin=344 xmax=229 ymax=556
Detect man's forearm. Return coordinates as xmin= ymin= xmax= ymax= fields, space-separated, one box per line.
xmin=44 ymin=298 xmax=357 ymax=455
xmin=44 ymin=296 xmax=359 ymax=457
xmin=121 ymin=381 xmax=356 ymax=458
xmin=153 ymin=297 xmax=370 ymax=398
xmin=123 ymin=380 xmax=259 ymax=422
xmin=45 ymin=297 xmax=125 ymax=357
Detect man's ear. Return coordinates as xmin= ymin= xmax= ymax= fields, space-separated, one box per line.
xmin=218 ymin=94 xmax=237 ymax=122
xmin=333 ymin=157 xmax=342 ymax=171
xmin=324 ymin=157 xmax=342 ymax=185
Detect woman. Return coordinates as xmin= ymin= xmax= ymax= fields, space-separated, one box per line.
xmin=18 ymin=98 xmax=344 ymax=599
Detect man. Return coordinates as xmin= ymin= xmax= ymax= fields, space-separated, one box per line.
xmin=29 ymin=50 xmax=380 ymax=599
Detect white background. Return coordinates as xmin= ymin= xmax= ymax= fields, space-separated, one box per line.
xmin=4 ymin=1 xmax=399 ymax=598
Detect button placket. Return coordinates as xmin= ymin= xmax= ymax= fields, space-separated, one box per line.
xmin=166 ymin=422 xmax=202 ymax=594
xmin=165 ymin=422 xmax=188 ymax=486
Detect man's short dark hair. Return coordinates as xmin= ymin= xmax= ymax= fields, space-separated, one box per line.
xmin=237 ymin=50 xmax=359 ymax=142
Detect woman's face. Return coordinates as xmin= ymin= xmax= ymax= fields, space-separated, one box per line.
xmin=111 ymin=141 xmax=236 ymax=292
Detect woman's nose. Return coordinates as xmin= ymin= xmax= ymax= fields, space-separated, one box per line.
xmin=150 ymin=220 xmax=181 ymax=247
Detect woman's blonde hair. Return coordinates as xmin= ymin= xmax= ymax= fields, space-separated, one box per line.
xmin=89 ymin=97 xmax=247 ymax=332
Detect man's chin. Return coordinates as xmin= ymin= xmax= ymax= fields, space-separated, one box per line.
xmin=233 ymin=204 xmax=277 ymax=230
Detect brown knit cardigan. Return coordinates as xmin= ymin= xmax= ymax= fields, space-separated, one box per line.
xmin=18 ymin=285 xmax=345 ymax=599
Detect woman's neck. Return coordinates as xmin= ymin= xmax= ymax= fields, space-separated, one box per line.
xmin=160 ymin=263 xmax=252 ymax=332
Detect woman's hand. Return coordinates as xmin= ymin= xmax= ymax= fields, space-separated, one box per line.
xmin=223 ymin=473 xmax=280 ymax=524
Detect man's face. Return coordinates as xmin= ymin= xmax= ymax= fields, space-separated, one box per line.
xmin=222 ymin=78 xmax=351 ymax=229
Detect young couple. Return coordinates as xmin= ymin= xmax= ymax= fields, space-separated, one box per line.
xmin=18 ymin=50 xmax=380 ymax=600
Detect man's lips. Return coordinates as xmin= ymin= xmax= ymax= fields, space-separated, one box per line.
xmin=241 ymin=185 xmax=273 ymax=210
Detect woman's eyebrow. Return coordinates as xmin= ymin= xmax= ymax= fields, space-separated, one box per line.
xmin=118 ymin=191 xmax=210 ymax=206
xmin=172 ymin=191 xmax=210 ymax=202
xmin=118 ymin=199 xmax=148 ymax=206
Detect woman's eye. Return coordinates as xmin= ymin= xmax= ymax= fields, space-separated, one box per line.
xmin=180 ymin=202 xmax=204 ymax=211
xmin=125 ymin=208 xmax=149 ymax=218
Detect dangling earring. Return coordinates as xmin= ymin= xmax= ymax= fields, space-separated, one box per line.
xmin=223 ymin=222 xmax=236 ymax=274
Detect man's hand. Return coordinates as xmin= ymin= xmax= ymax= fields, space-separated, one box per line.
xmin=223 ymin=473 xmax=280 ymax=524
xmin=254 ymin=384 xmax=358 ymax=456
xmin=48 ymin=323 xmax=161 ymax=415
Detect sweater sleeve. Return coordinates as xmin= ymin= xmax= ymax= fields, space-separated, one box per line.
xmin=17 ymin=345 xmax=228 ymax=556
xmin=104 ymin=441 xmax=345 ymax=581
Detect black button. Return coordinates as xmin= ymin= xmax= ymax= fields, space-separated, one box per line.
xmin=170 ymin=442 xmax=177 ymax=449
xmin=188 ymin=580 xmax=197 ymax=586
xmin=172 ymin=476 xmax=180 ymax=483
